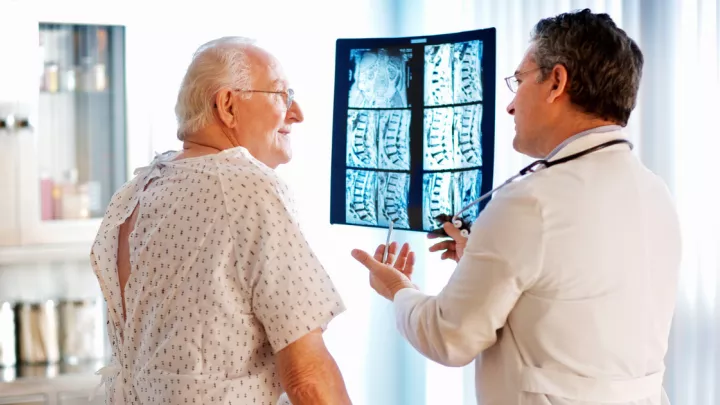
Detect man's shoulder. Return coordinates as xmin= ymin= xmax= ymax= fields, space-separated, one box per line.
xmin=215 ymin=149 xmax=291 ymax=197
xmin=214 ymin=149 xmax=298 ymax=218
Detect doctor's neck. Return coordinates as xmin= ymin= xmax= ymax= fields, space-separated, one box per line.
xmin=540 ymin=112 xmax=620 ymax=157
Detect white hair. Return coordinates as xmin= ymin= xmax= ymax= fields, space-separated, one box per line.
xmin=174 ymin=36 xmax=257 ymax=140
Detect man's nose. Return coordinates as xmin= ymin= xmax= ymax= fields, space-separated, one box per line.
xmin=506 ymin=98 xmax=516 ymax=115
xmin=287 ymin=101 xmax=304 ymax=123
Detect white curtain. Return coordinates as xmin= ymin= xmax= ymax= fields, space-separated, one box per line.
xmin=395 ymin=0 xmax=720 ymax=404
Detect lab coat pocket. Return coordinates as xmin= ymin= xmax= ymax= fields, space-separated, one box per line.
xmin=519 ymin=365 xmax=664 ymax=404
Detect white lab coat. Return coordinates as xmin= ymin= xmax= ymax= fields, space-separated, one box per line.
xmin=393 ymin=129 xmax=681 ymax=405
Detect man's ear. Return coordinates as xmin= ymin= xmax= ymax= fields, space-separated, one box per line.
xmin=215 ymin=89 xmax=237 ymax=128
xmin=547 ymin=64 xmax=568 ymax=103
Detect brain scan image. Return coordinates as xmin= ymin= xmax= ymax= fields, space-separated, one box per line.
xmin=347 ymin=110 xmax=378 ymax=168
xmin=424 ymin=44 xmax=453 ymax=106
xmin=424 ymin=107 xmax=454 ymax=170
xmin=348 ymin=48 xmax=411 ymax=108
xmin=453 ymin=104 xmax=483 ymax=168
xmin=453 ymin=40 xmax=483 ymax=103
xmin=378 ymin=172 xmax=410 ymax=229
xmin=453 ymin=169 xmax=483 ymax=224
xmin=378 ymin=110 xmax=411 ymax=170
xmin=346 ymin=169 xmax=378 ymax=226
xmin=422 ymin=172 xmax=453 ymax=231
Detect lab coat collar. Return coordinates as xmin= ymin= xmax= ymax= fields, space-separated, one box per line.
xmin=545 ymin=125 xmax=630 ymax=163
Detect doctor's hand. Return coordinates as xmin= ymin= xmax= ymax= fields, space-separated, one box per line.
xmin=351 ymin=242 xmax=417 ymax=301
xmin=427 ymin=222 xmax=468 ymax=262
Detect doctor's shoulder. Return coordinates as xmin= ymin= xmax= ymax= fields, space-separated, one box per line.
xmin=475 ymin=178 xmax=545 ymax=226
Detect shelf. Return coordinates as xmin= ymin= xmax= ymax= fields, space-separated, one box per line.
xmin=0 ymin=242 xmax=92 ymax=266
xmin=39 ymin=90 xmax=109 ymax=95
xmin=0 ymin=360 xmax=107 ymax=399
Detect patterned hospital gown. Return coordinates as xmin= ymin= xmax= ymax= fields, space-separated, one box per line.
xmin=90 ymin=146 xmax=345 ymax=404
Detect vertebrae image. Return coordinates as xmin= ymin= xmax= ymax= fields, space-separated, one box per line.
xmin=346 ymin=169 xmax=378 ymax=225
xmin=422 ymin=169 xmax=482 ymax=231
xmin=378 ymin=172 xmax=410 ymax=228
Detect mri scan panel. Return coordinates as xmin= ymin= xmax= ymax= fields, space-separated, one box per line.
xmin=422 ymin=172 xmax=453 ymax=231
xmin=346 ymin=169 xmax=378 ymax=226
xmin=453 ymin=104 xmax=483 ymax=168
xmin=424 ymin=107 xmax=454 ymax=170
xmin=346 ymin=110 xmax=378 ymax=168
xmin=348 ymin=48 xmax=411 ymax=108
xmin=378 ymin=172 xmax=410 ymax=229
xmin=453 ymin=40 xmax=483 ymax=104
xmin=378 ymin=110 xmax=411 ymax=170
xmin=424 ymin=44 xmax=453 ymax=106
xmin=453 ymin=170 xmax=483 ymax=224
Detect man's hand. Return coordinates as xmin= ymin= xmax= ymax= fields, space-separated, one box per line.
xmin=351 ymin=241 xmax=417 ymax=301
xmin=427 ymin=222 xmax=468 ymax=262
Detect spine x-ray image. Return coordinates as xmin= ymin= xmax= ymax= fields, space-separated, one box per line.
xmin=453 ymin=41 xmax=483 ymax=103
xmin=346 ymin=169 xmax=378 ymax=225
xmin=422 ymin=172 xmax=453 ymax=231
xmin=453 ymin=104 xmax=483 ymax=168
xmin=348 ymin=48 xmax=412 ymax=108
xmin=347 ymin=110 xmax=378 ymax=168
xmin=424 ymin=44 xmax=453 ymax=106
xmin=425 ymin=41 xmax=483 ymax=106
xmin=378 ymin=110 xmax=411 ymax=170
xmin=423 ymin=107 xmax=454 ymax=170
xmin=378 ymin=172 xmax=410 ymax=229
xmin=453 ymin=169 xmax=483 ymax=224
xmin=347 ymin=109 xmax=411 ymax=170
xmin=422 ymin=169 xmax=482 ymax=231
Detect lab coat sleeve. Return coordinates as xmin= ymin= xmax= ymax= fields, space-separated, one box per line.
xmin=393 ymin=184 xmax=544 ymax=367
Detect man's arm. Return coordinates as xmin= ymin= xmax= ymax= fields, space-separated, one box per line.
xmin=394 ymin=185 xmax=544 ymax=366
xmin=276 ymin=329 xmax=351 ymax=405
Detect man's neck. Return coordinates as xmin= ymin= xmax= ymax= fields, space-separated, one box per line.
xmin=183 ymin=126 xmax=239 ymax=151
xmin=541 ymin=117 xmax=620 ymax=157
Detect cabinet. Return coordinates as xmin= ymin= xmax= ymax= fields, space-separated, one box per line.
xmin=0 ymin=0 xmax=150 ymax=257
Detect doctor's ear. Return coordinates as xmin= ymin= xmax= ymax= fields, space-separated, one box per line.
xmin=546 ymin=64 xmax=569 ymax=103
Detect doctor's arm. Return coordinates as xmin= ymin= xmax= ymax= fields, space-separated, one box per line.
xmin=395 ymin=190 xmax=544 ymax=367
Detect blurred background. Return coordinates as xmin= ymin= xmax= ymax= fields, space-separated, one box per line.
xmin=0 ymin=0 xmax=717 ymax=404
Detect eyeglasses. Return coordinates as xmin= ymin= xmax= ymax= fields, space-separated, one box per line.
xmin=504 ymin=67 xmax=545 ymax=93
xmin=237 ymin=88 xmax=294 ymax=109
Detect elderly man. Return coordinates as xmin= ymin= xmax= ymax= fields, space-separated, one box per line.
xmin=353 ymin=9 xmax=680 ymax=405
xmin=91 ymin=37 xmax=351 ymax=405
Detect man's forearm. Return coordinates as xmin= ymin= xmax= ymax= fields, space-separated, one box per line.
xmin=282 ymin=356 xmax=351 ymax=405
xmin=276 ymin=330 xmax=352 ymax=405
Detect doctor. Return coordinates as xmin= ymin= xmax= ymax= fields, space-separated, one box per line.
xmin=351 ymin=8 xmax=681 ymax=405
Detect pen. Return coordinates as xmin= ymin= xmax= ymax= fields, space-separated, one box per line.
xmin=382 ymin=220 xmax=394 ymax=263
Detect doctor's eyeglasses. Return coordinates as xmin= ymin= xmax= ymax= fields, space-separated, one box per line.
xmin=237 ymin=88 xmax=294 ymax=109
xmin=504 ymin=67 xmax=545 ymax=93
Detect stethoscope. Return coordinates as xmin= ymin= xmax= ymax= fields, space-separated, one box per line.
xmin=429 ymin=138 xmax=634 ymax=238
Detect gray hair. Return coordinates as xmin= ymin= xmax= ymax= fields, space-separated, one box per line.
xmin=530 ymin=9 xmax=644 ymax=126
xmin=174 ymin=36 xmax=257 ymax=140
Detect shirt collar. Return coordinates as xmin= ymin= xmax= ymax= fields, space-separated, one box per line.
xmin=545 ymin=124 xmax=625 ymax=161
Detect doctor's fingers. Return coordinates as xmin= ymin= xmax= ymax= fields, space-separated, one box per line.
xmin=392 ymin=243 xmax=412 ymax=271
xmin=398 ymin=251 xmax=416 ymax=279
xmin=352 ymin=249 xmax=397 ymax=277
xmin=373 ymin=242 xmax=398 ymax=264
xmin=440 ymin=250 xmax=457 ymax=261
xmin=443 ymin=222 xmax=468 ymax=242
xmin=429 ymin=240 xmax=456 ymax=253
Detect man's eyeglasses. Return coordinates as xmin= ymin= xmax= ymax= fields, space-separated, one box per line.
xmin=237 ymin=88 xmax=294 ymax=109
xmin=504 ymin=67 xmax=545 ymax=93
